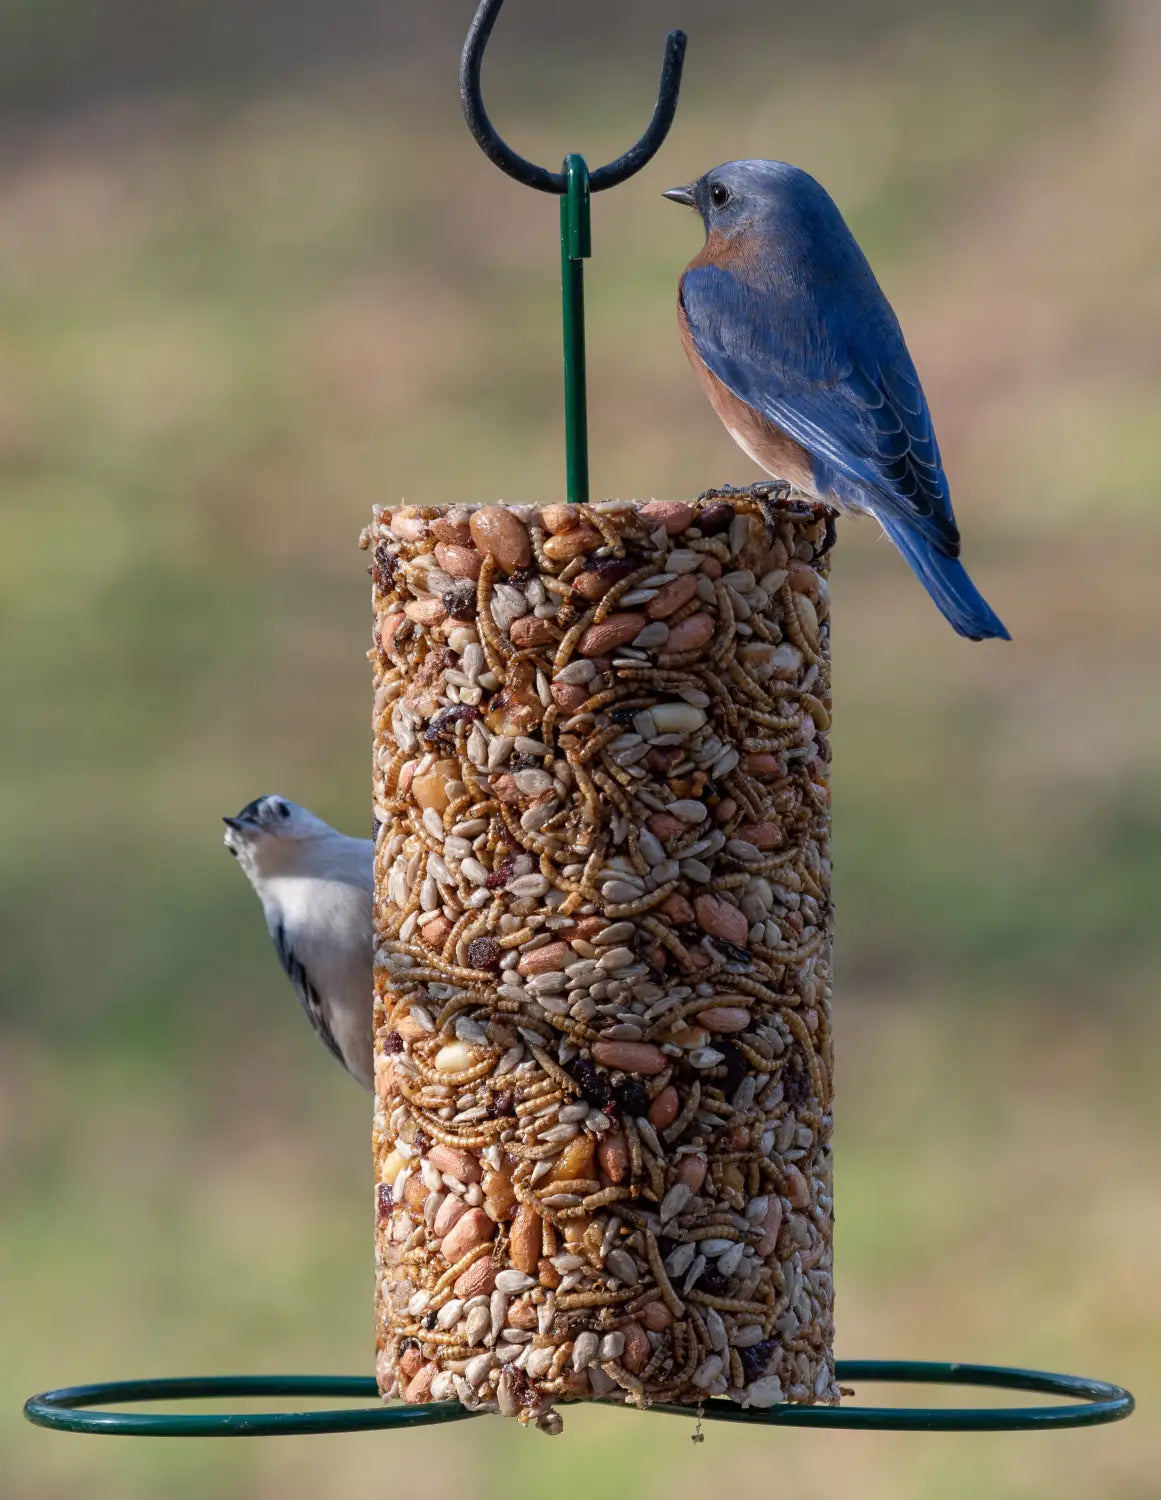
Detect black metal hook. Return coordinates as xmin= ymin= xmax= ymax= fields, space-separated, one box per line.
xmin=459 ymin=0 xmax=687 ymax=194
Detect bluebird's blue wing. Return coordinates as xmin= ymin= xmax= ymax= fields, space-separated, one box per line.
xmin=681 ymin=261 xmax=1010 ymax=638
xmin=680 ymin=263 xmax=960 ymax=556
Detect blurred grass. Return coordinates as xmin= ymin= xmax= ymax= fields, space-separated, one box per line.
xmin=2 ymin=1 xmax=1160 ymax=1496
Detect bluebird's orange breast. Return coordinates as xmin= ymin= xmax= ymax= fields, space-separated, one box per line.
xmin=677 ymin=283 xmax=818 ymax=496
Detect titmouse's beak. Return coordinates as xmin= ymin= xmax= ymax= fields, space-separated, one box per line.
xmin=222 ymin=816 xmax=261 ymax=840
xmin=663 ymin=185 xmax=696 ymax=207
xmin=224 ymin=798 xmax=266 ymax=833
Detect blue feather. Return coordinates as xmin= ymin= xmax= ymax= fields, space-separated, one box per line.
xmin=876 ymin=514 xmax=1010 ymax=640
xmin=681 ymin=263 xmax=959 ymax=553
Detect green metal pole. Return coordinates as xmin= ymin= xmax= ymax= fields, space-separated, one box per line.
xmin=560 ymin=153 xmax=591 ymax=504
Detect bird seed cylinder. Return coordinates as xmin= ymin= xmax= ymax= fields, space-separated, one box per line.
xmin=363 ymin=496 xmax=836 ymax=1430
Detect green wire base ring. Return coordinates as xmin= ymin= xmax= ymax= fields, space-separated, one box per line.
xmin=24 ymin=1361 xmax=1133 ymax=1438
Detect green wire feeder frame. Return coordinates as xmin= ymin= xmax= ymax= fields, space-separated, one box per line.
xmin=22 ymin=0 xmax=1134 ymax=1444
xmin=23 ymin=1365 xmax=1135 ymax=1438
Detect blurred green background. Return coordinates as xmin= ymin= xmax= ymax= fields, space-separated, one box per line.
xmin=3 ymin=1 xmax=1159 ymax=1495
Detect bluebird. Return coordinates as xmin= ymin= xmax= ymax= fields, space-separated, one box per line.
xmin=665 ymin=160 xmax=1009 ymax=640
xmin=224 ymin=796 xmax=374 ymax=1089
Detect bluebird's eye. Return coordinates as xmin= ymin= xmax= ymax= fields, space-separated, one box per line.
xmin=709 ymin=183 xmax=731 ymax=209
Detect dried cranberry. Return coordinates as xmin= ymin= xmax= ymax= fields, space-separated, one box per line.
xmin=376 ymin=1182 xmax=393 ymax=1225
xmin=490 ymin=1090 xmax=514 ymax=1117
xmin=507 ymin=567 xmax=534 ymax=588
xmin=442 ymin=581 xmax=477 ymax=620
xmin=783 ymin=1055 xmax=811 ymax=1110
xmin=510 ymin=752 xmax=542 ymax=770
xmin=610 ymin=707 xmax=639 ymax=727
xmin=738 ymin=1339 xmax=780 ymax=1385
xmin=507 ymin=1367 xmax=538 ymax=1409
xmin=699 ymin=1269 xmax=730 ymax=1296
xmin=614 ymin=1078 xmax=649 ymax=1117
xmin=584 ymin=555 xmax=640 ymax=583
xmin=646 ymin=746 xmax=682 ymax=773
xmin=716 ymin=939 xmax=751 ymax=966
xmin=384 ymin=1030 xmax=404 ymax=1055
xmin=717 ymin=1039 xmax=747 ymax=1098
xmin=567 ymin=1057 xmax=614 ymax=1111
xmin=699 ymin=501 xmax=735 ymax=533
xmin=423 ymin=703 xmax=479 ymax=748
xmin=371 ymin=541 xmax=398 ymax=593
xmin=485 ymin=857 xmax=515 ymax=890
xmin=467 ymin=935 xmax=502 ymax=970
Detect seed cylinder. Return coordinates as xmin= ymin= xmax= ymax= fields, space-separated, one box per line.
xmin=363 ymin=496 xmax=836 ymax=1430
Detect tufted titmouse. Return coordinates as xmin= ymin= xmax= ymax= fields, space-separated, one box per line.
xmin=224 ymin=795 xmax=373 ymax=1089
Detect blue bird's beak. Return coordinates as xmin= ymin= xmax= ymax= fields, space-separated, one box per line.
xmin=663 ymin=185 xmax=696 ymax=207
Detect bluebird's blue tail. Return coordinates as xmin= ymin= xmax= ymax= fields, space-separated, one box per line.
xmin=878 ymin=515 xmax=1010 ymax=641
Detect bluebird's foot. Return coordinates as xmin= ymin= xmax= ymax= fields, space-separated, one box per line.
xmin=768 ymin=492 xmax=839 ymax=546
xmin=744 ymin=481 xmax=794 ymax=503
xmin=696 ymin=481 xmax=794 ymax=504
xmin=696 ymin=482 xmax=748 ymax=501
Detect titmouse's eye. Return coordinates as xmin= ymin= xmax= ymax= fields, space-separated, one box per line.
xmin=275 ymin=801 xmax=290 ymax=819
xmin=709 ymin=182 xmax=731 ymax=209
